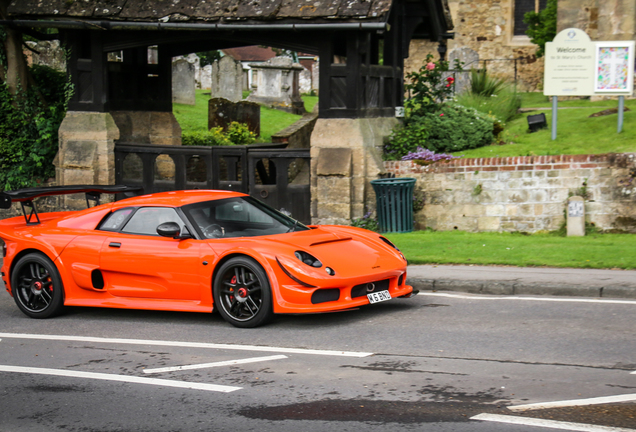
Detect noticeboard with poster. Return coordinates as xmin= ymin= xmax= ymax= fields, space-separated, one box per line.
xmin=594 ymin=42 xmax=635 ymax=94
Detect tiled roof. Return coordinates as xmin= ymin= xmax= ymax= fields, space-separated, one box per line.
xmin=8 ymin=0 xmax=396 ymax=22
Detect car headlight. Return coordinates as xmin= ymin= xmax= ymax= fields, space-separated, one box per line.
xmin=379 ymin=236 xmax=405 ymax=260
xmin=294 ymin=251 xmax=322 ymax=268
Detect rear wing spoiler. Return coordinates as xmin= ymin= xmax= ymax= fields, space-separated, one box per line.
xmin=0 ymin=185 xmax=143 ymax=225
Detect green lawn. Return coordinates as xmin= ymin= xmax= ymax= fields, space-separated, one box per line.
xmin=173 ymin=90 xmax=315 ymax=142
xmin=386 ymin=230 xmax=636 ymax=269
xmin=453 ymin=93 xmax=636 ymax=158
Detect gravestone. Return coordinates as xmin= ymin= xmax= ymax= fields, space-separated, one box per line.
xmin=211 ymin=56 xmax=243 ymax=102
xmin=200 ymin=65 xmax=212 ymax=90
xmin=311 ymin=61 xmax=319 ymax=94
xmin=567 ymin=196 xmax=585 ymax=237
xmin=299 ymin=66 xmax=312 ymax=94
xmin=247 ymin=56 xmax=306 ymax=114
xmin=172 ymin=58 xmax=196 ymax=105
xmin=448 ymin=47 xmax=480 ymax=95
xmin=208 ymin=97 xmax=260 ymax=136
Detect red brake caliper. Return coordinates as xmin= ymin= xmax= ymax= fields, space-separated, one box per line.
xmin=229 ymin=276 xmax=237 ymax=301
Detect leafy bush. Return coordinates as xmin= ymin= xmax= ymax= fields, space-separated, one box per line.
xmin=404 ymin=54 xmax=457 ymax=115
xmin=524 ymin=0 xmax=557 ymax=58
xmin=0 ymin=65 xmax=70 ymax=191
xmin=182 ymin=122 xmax=256 ymax=146
xmin=225 ymin=122 xmax=256 ymax=145
xmin=383 ymin=119 xmax=428 ymax=161
xmin=182 ymin=128 xmax=231 ymax=146
xmin=351 ymin=212 xmax=380 ymax=232
xmin=454 ymin=90 xmax=521 ymax=123
xmin=421 ymin=106 xmax=495 ymax=153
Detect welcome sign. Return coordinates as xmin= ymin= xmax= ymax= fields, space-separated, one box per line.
xmin=544 ymin=28 xmax=635 ymax=97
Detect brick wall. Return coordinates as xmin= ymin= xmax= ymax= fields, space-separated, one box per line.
xmin=384 ymin=153 xmax=636 ymax=232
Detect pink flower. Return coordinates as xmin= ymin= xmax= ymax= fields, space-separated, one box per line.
xmin=440 ymin=113 xmax=444 ymax=117
xmin=425 ymin=62 xmax=435 ymax=70
xmin=446 ymin=84 xmax=451 ymax=87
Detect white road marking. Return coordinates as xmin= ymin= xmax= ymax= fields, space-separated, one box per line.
xmin=143 ymin=354 xmax=288 ymax=374
xmin=509 ymin=393 xmax=636 ymax=411
xmin=0 ymin=333 xmax=373 ymax=357
xmin=0 ymin=365 xmax=241 ymax=393
xmin=471 ymin=413 xmax=635 ymax=432
xmin=419 ymin=292 xmax=636 ymax=305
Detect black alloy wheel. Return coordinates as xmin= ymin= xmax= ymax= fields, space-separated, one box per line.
xmin=11 ymin=253 xmax=65 ymax=318
xmin=213 ymin=257 xmax=273 ymax=328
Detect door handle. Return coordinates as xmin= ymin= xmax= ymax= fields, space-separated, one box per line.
xmin=109 ymin=242 xmax=121 ymax=248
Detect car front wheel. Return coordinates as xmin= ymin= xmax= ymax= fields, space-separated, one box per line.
xmin=11 ymin=253 xmax=65 ymax=319
xmin=213 ymin=257 xmax=274 ymax=328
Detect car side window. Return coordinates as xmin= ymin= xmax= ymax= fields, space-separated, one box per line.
xmin=122 ymin=207 xmax=185 ymax=236
xmin=100 ymin=208 xmax=134 ymax=231
xmin=215 ymin=200 xmax=274 ymax=224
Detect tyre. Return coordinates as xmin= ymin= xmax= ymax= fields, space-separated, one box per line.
xmin=213 ymin=257 xmax=274 ymax=328
xmin=11 ymin=253 xmax=65 ymax=319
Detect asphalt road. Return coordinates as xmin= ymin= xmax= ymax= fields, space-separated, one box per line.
xmin=0 ymin=289 xmax=635 ymax=432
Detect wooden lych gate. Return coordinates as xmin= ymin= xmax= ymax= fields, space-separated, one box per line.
xmin=115 ymin=143 xmax=311 ymax=224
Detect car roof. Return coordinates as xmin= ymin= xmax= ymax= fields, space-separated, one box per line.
xmin=111 ymin=189 xmax=248 ymax=209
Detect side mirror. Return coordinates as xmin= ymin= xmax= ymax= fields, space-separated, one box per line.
xmin=157 ymin=222 xmax=191 ymax=239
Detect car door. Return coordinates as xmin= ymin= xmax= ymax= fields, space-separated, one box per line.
xmin=99 ymin=207 xmax=204 ymax=300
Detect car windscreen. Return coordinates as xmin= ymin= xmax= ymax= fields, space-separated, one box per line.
xmin=182 ymin=196 xmax=309 ymax=239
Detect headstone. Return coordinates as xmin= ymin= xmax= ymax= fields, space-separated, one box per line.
xmin=311 ymin=61 xmax=319 ymax=94
xmin=147 ymin=46 xmax=158 ymax=64
xmin=211 ymin=56 xmax=243 ymax=102
xmin=299 ymin=66 xmax=312 ymax=94
xmin=447 ymin=47 xmax=480 ymax=95
xmin=172 ymin=58 xmax=196 ymax=105
xmin=247 ymin=56 xmax=305 ymax=114
xmin=200 ymin=65 xmax=212 ymax=90
xmin=208 ymin=98 xmax=260 ymax=136
xmin=567 ymin=196 xmax=585 ymax=236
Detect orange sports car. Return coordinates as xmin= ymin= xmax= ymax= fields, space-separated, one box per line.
xmin=0 ymin=186 xmax=416 ymax=327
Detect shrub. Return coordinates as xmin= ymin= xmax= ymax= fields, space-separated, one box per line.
xmin=225 ymin=122 xmax=256 ymax=145
xmin=383 ymin=118 xmax=428 ymax=161
xmin=421 ymin=105 xmax=495 ymax=153
xmin=404 ymin=54 xmax=458 ymax=115
xmin=524 ymin=0 xmax=557 ymax=58
xmin=182 ymin=122 xmax=256 ymax=146
xmin=469 ymin=69 xmax=508 ymax=97
xmin=0 ymin=65 xmax=70 ymax=191
xmin=402 ymin=147 xmax=460 ymax=163
xmin=454 ymin=90 xmax=521 ymax=123
xmin=182 ymin=128 xmax=231 ymax=146
xmin=351 ymin=212 xmax=380 ymax=232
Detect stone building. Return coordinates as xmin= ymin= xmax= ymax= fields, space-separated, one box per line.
xmin=406 ymin=0 xmax=636 ymax=92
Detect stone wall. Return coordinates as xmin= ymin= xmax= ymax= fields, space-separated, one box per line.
xmin=384 ymin=153 xmax=636 ymax=232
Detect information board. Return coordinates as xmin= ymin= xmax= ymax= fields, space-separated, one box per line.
xmin=544 ymin=28 xmax=595 ymax=96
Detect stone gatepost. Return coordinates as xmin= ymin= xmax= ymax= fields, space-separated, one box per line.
xmin=310 ymin=117 xmax=398 ymax=225
xmin=54 ymin=112 xmax=120 ymax=208
xmin=110 ymin=111 xmax=182 ymax=146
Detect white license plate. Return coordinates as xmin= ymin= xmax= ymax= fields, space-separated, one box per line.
xmin=367 ymin=290 xmax=392 ymax=304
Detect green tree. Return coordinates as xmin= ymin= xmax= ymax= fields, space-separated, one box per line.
xmin=524 ymin=0 xmax=557 ymax=58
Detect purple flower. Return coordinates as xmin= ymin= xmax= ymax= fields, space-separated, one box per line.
xmin=401 ymin=147 xmax=461 ymax=162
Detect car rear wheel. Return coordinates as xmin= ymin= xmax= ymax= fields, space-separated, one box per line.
xmin=213 ymin=257 xmax=273 ymax=328
xmin=11 ymin=253 xmax=65 ymax=319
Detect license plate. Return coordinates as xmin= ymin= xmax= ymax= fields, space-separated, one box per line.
xmin=367 ymin=290 xmax=392 ymax=304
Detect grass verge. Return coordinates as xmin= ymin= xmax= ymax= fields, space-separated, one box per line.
xmin=385 ymin=230 xmax=636 ymax=269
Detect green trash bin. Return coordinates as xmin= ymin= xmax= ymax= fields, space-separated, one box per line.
xmin=370 ymin=177 xmax=416 ymax=233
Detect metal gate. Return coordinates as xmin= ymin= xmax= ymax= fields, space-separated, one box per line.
xmin=114 ymin=143 xmax=311 ymax=224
